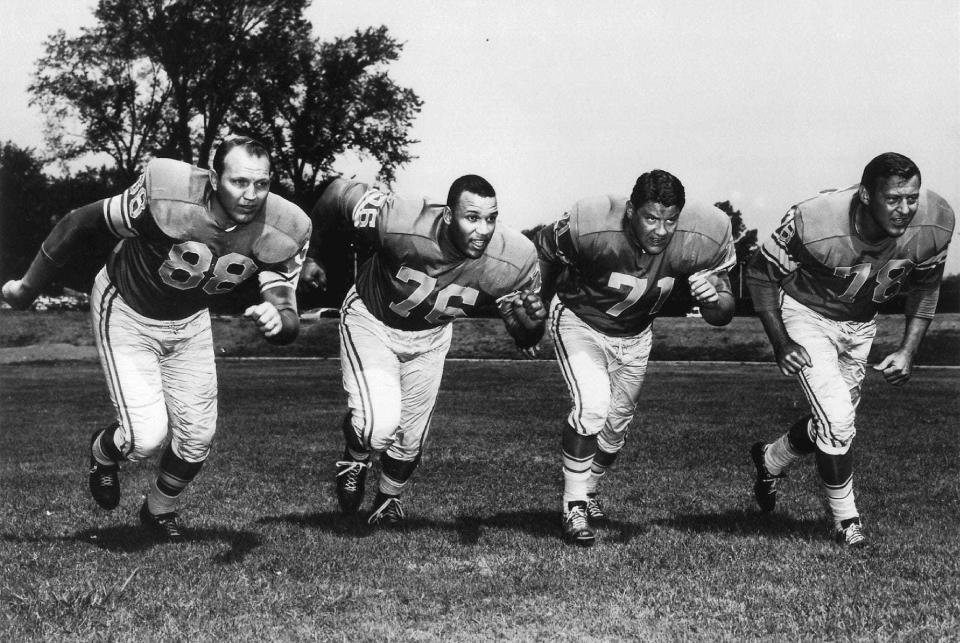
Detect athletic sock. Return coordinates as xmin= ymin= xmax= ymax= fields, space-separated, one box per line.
xmin=764 ymin=433 xmax=802 ymax=476
xmin=824 ymin=475 xmax=858 ymax=523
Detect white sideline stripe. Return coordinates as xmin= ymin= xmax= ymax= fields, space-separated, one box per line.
xmin=216 ymin=356 xmax=960 ymax=370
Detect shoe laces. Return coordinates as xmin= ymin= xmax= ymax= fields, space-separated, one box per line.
xmin=369 ymin=497 xmax=404 ymax=524
xmin=335 ymin=460 xmax=370 ymax=492
xmin=840 ymin=521 xmax=865 ymax=546
xmin=155 ymin=513 xmax=183 ymax=537
xmin=586 ymin=495 xmax=605 ymax=518
xmin=564 ymin=505 xmax=589 ymax=530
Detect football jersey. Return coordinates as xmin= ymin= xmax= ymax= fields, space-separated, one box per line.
xmin=324 ymin=179 xmax=540 ymax=331
xmin=751 ymin=186 xmax=954 ymax=321
xmin=537 ymin=195 xmax=737 ymax=336
xmin=103 ymin=159 xmax=310 ymax=319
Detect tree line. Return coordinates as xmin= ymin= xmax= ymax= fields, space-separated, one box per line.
xmin=2 ymin=1 xmax=956 ymax=314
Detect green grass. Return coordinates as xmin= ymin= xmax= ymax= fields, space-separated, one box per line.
xmin=2 ymin=359 xmax=959 ymax=640
xmin=2 ymin=310 xmax=959 ymax=364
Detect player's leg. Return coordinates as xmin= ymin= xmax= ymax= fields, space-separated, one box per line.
xmin=339 ymin=290 xmax=403 ymax=514
xmin=369 ymin=323 xmax=452 ymax=526
xmin=786 ymin=300 xmax=870 ymax=545
xmin=551 ymin=301 xmax=608 ymax=545
xmin=590 ymin=327 xmax=653 ymax=523
xmin=751 ymin=415 xmax=813 ymax=512
xmin=89 ymin=269 xmax=170 ymax=510
xmin=821 ymin=318 xmax=875 ymax=547
xmin=140 ymin=310 xmax=217 ymax=541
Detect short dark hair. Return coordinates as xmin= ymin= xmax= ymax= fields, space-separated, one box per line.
xmin=212 ymin=136 xmax=271 ymax=174
xmin=446 ymin=174 xmax=496 ymax=211
xmin=860 ymin=152 xmax=920 ymax=192
xmin=630 ymin=170 xmax=685 ymax=210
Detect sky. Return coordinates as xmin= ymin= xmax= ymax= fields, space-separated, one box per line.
xmin=3 ymin=0 xmax=960 ymax=273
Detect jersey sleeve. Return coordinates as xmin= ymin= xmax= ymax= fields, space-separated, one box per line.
xmin=745 ymin=207 xmax=803 ymax=312
xmin=258 ymin=238 xmax=309 ymax=294
xmin=535 ymin=209 xmax=578 ymax=267
xmin=102 ymin=171 xmax=150 ymax=239
xmin=309 ymin=178 xmax=387 ymax=256
xmin=903 ymin=240 xmax=950 ymax=318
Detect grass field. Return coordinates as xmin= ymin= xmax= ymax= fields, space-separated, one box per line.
xmin=2 ymin=358 xmax=959 ymax=641
xmin=1 ymin=310 xmax=959 ymax=364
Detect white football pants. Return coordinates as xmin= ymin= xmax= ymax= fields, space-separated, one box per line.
xmin=90 ymin=268 xmax=218 ymax=463
xmin=549 ymin=298 xmax=652 ymax=451
xmin=339 ymin=286 xmax=452 ymax=462
xmin=781 ymin=294 xmax=875 ymax=455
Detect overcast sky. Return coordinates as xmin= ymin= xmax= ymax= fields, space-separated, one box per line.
xmin=3 ymin=0 xmax=959 ymax=273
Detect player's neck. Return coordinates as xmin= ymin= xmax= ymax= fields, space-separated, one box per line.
xmin=210 ymin=195 xmax=240 ymax=231
xmin=853 ymin=205 xmax=887 ymax=244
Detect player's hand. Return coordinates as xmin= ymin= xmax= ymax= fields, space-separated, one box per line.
xmin=873 ymin=350 xmax=913 ymax=386
xmin=773 ymin=340 xmax=812 ymax=376
xmin=688 ymin=271 xmax=719 ymax=307
xmin=510 ymin=290 xmax=547 ymax=330
xmin=1 ymin=279 xmax=38 ymax=310
xmin=519 ymin=344 xmax=540 ymax=359
xmin=298 ymin=258 xmax=327 ymax=293
xmin=243 ymin=302 xmax=282 ymax=338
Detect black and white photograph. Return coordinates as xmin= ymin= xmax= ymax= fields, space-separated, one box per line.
xmin=2 ymin=1 xmax=958 ymax=640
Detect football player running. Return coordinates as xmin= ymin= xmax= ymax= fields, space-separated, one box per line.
xmin=746 ymin=152 xmax=954 ymax=548
xmin=306 ymin=175 xmax=545 ymax=527
xmin=1 ymin=137 xmax=311 ymax=542
xmin=535 ymin=170 xmax=737 ymax=546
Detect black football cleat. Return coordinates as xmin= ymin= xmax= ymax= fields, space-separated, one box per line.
xmin=335 ymin=453 xmax=371 ymax=514
xmin=834 ymin=517 xmax=866 ymax=549
xmin=751 ymin=442 xmax=785 ymax=512
xmin=139 ymin=500 xmax=186 ymax=543
xmin=88 ymin=430 xmax=120 ymax=510
xmin=585 ymin=493 xmax=609 ymax=526
xmin=562 ymin=501 xmax=596 ymax=547
xmin=367 ymin=493 xmax=405 ymax=527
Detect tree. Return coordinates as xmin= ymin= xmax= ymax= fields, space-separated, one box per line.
xmin=0 ymin=142 xmax=119 ymax=289
xmin=29 ymin=28 xmax=170 ymax=181
xmin=1 ymin=143 xmax=51 ymax=281
xmin=713 ymin=200 xmax=758 ymax=302
xmin=29 ymin=2 xmax=421 ymax=208
xmin=230 ymin=25 xmax=423 ymax=207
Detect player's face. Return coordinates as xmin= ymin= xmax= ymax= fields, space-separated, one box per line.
xmin=446 ymin=191 xmax=498 ymax=258
xmin=211 ymin=148 xmax=272 ymax=225
xmin=860 ymin=174 xmax=920 ymax=239
xmin=628 ymin=200 xmax=681 ymax=254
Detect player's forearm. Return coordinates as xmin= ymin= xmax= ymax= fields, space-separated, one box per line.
xmin=536 ymin=258 xmax=561 ymax=308
xmin=754 ymin=308 xmax=793 ymax=354
xmin=262 ymin=288 xmax=300 ymax=345
xmin=897 ymin=315 xmax=932 ymax=358
xmin=505 ymin=320 xmax=545 ymax=350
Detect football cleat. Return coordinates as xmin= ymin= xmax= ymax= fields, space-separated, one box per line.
xmin=834 ymin=517 xmax=866 ymax=549
xmin=88 ymin=430 xmax=120 ymax=510
xmin=562 ymin=501 xmax=596 ymax=547
xmin=585 ymin=493 xmax=609 ymax=526
xmin=139 ymin=500 xmax=186 ymax=543
xmin=368 ymin=494 xmax=405 ymax=527
xmin=335 ymin=454 xmax=371 ymax=514
xmin=751 ymin=442 xmax=785 ymax=512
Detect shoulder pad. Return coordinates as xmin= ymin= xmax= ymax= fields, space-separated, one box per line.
xmin=571 ymin=195 xmax=627 ymax=236
xmin=146 ymin=159 xmax=210 ymax=205
xmin=255 ymin=195 xmax=312 ymax=263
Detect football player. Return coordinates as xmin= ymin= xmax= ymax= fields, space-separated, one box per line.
xmin=746 ymin=152 xmax=955 ymax=548
xmin=536 ymin=170 xmax=737 ymax=546
xmin=307 ymin=175 xmax=545 ymax=526
xmin=1 ymin=137 xmax=311 ymax=542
